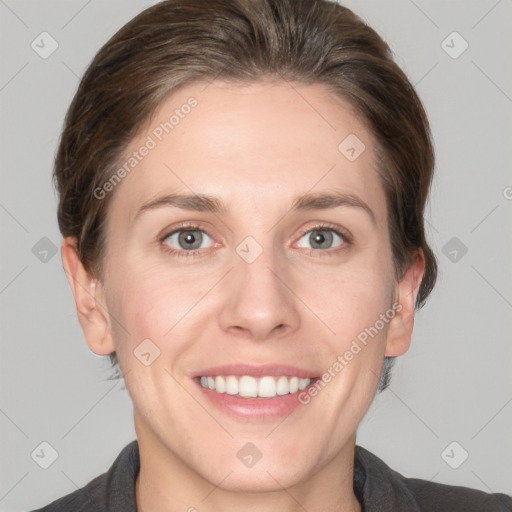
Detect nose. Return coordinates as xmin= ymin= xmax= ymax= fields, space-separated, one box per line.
xmin=217 ymin=245 xmax=301 ymax=341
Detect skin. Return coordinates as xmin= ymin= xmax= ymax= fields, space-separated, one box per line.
xmin=62 ymin=80 xmax=424 ymax=512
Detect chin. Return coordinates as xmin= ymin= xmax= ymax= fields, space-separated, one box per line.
xmin=211 ymin=465 xmax=308 ymax=493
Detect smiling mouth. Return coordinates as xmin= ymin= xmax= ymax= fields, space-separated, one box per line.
xmin=196 ymin=375 xmax=316 ymax=399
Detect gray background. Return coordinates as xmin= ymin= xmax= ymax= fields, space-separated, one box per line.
xmin=1 ymin=0 xmax=511 ymax=510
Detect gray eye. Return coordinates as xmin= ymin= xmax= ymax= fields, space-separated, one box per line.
xmin=164 ymin=230 xmax=213 ymax=251
xmin=297 ymin=229 xmax=343 ymax=250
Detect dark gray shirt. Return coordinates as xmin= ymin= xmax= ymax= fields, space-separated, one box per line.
xmin=30 ymin=440 xmax=512 ymax=511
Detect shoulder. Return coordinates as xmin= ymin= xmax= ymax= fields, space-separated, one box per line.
xmin=29 ymin=476 xmax=105 ymax=512
xmin=354 ymin=445 xmax=512 ymax=512
xmin=29 ymin=440 xmax=140 ymax=512
xmin=404 ymin=476 xmax=512 ymax=511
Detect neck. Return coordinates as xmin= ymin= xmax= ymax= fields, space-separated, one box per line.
xmin=134 ymin=420 xmax=362 ymax=512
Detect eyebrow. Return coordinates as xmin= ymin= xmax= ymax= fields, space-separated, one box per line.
xmin=135 ymin=191 xmax=376 ymax=224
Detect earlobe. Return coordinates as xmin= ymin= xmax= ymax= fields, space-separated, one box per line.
xmin=385 ymin=250 xmax=425 ymax=357
xmin=61 ymin=237 xmax=115 ymax=356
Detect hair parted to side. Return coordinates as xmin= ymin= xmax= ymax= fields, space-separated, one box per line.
xmin=54 ymin=0 xmax=437 ymax=391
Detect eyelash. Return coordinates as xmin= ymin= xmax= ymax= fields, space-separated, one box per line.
xmin=158 ymin=222 xmax=352 ymax=259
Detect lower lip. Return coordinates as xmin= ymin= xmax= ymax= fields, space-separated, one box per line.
xmin=194 ymin=378 xmax=316 ymax=421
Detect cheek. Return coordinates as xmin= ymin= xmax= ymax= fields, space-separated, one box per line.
xmin=105 ymin=263 xmax=212 ymax=357
xmin=105 ymin=227 xmax=395 ymax=364
xmin=300 ymin=252 xmax=394 ymax=345
xmin=336 ymin=279 xmax=392 ymax=338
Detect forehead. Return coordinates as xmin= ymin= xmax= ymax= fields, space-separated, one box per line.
xmin=107 ymin=80 xmax=386 ymax=225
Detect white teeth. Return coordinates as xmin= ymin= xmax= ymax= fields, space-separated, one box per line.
xmin=199 ymin=375 xmax=312 ymax=398
xmin=276 ymin=376 xmax=289 ymax=395
xmin=258 ymin=376 xmax=276 ymax=398
xmin=289 ymin=376 xmax=299 ymax=393
xmin=225 ymin=376 xmax=238 ymax=395
xmin=298 ymin=378 xmax=310 ymax=390
xmin=215 ymin=376 xmax=226 ymax=393
xmin=239 ymin=376 xmax=258 ymax=397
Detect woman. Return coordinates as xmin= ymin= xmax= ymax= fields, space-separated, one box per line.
xmin=32 ymin=0 xmax=512 ymax=510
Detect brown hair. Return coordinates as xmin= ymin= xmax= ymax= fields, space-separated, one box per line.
xmin=54 ymin=0 xmax=437 ymax=390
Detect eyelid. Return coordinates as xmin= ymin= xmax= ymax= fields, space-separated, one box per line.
xmin=158 ymin=222 xmax=221 ymax=257
xmin=157 ymin=221 xmax=353 ymax=258
xmin=159 ymin=222 xmax=351 ymax=243
xmin=293 ymin=222 xmax=353 ymax=246
xmin=158 ymin=221 xmax=217 ymax=242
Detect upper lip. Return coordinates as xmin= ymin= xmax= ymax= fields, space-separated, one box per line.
xmin=192 ymin=364 xmax=319 ymax=379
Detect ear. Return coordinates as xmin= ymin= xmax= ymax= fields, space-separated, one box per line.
xmin=61 ymin=237 xmax=115 ymax=356
xmin=385 ymin=249 xmax=425 ymax=357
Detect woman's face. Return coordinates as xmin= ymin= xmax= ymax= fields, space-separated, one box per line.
xmin=92 ymin=80 xmax=414 ymax=490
